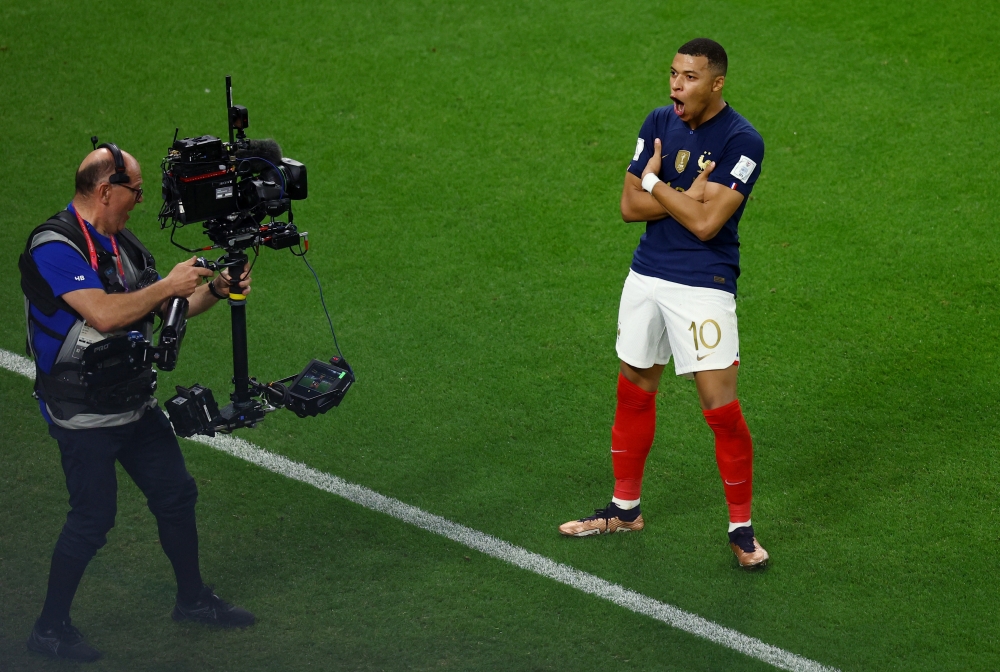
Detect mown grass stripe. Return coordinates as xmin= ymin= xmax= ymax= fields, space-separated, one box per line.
xmin=0 ymin=347 xmax=837 ymax=672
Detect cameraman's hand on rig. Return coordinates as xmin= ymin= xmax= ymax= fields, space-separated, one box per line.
xmin=180 ymin=258 xmax=253 ymax=319
xmin=159 ymin=257 xmax=215 ymax=313
xmin=217 ymin=263 xmax=253 ymax=296
xmin=165 ymin=257 xmax=215 ymax=297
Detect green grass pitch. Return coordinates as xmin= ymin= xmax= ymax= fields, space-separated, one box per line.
xmin=2 ymin=1 xmax=999 ymax=669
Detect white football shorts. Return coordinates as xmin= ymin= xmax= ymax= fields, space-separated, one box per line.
xmin=616 ymin=269 xmax=740 ymax=377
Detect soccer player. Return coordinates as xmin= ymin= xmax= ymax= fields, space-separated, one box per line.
xmin=558 ymin=38 xmax=768 ymax=568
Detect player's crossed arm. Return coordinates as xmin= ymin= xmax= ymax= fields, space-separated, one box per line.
xmin=637 ymin=137 xmax=744 ymax=241
xmin=619 ymin=141 xmax=723 ymax=224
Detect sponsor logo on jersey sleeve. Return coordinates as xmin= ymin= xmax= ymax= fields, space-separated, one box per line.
xmin=730 ymin=155 xmax=757 ymax=183
xmin=632 ymin=138 xmax=645 ymax=161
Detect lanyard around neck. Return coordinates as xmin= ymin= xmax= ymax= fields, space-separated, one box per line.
xmin=70 ymin=205 xmax=128 ymax=291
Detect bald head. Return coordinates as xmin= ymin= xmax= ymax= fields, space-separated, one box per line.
xmin=75 ymin=147 xmax=140 ymax=196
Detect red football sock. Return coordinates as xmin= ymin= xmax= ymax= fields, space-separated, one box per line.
xmin=703 ymin=399 xmax=753 ymax=523
xmin=611 ymin=373 xmax=657 ymax=501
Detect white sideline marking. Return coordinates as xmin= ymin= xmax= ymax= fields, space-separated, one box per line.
xmin=0 ymin=347 xmax=36 ymax=379
xmin=0 ymin=347 xmax=837 ymax=672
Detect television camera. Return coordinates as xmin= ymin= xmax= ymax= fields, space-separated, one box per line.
xmin=149 ymin=76 xmax=353 ymax=437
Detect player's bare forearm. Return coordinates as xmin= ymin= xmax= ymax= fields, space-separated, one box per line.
xmin=621 ymin=172 xmax=669 ymax=222
xmin=649 ymin=181 xmax=744 ymax=241
xmin=63 ymin=284 xmax=174 ymax=333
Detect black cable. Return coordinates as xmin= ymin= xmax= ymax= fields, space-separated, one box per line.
xmin=301 ymin=253 xmax=344 ymax=362
xmin=169 ymin=224 xmax=207 ymax=253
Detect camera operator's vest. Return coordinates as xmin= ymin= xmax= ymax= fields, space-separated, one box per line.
xmin=19 ymin=210 xmax=158 ymax=426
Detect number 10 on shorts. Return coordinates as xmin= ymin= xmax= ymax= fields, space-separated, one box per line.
xmin=689 ymin=319 xmax=722 ymax=351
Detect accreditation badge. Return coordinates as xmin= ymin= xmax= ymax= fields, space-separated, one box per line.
xmin=71 ymin=324 xmax=119 ymax=360
xmin=675 ymin=150 xmax=691 ymax=173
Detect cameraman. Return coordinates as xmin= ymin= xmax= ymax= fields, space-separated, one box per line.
xmin=20 ymin=146 xmax=255 ymax=662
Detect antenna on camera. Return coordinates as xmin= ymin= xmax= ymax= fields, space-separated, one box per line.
xmin=226 ymin=76 xmax=234 ymax=145
xmin=226 ymin=75 xmax=249 ymax=144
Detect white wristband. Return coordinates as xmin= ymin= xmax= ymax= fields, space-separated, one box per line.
xmin=641 ymin=173 xmax=661 ymax=193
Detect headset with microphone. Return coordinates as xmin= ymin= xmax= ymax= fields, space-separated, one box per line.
xmin=90 ymin=135 xmax=130 ymax=184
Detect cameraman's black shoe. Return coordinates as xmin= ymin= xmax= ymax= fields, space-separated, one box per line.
xmin=172 ymin=585 xmax=256 ymax=628
xmin=27 ymin=619 xmax=102 ymax=662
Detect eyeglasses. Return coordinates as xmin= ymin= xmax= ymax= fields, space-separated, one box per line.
xmin=111 ymin=182 xmax=144 ymax=203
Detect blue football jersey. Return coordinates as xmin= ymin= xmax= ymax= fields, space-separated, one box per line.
xmin=626 ymin=104 xmax=764 ymax=295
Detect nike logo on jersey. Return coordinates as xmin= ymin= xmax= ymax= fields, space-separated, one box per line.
xmin=696 ymin=352 xmax=714 ymax=361
xmin=610 ymin=449 xmax=627 ymax=453
xmin=724 ymin=479 xmax=747 ymax=486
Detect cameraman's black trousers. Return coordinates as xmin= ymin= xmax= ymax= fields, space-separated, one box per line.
xmin=38 ymin=407 xmax=203 ymax=628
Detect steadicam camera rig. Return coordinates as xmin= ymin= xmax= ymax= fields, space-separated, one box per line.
xmin=156 ymin=76 xmax=353 ymax=437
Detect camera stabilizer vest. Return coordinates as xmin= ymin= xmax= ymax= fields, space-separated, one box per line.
xmin=19 ymin=210 xmax=159 ymax=420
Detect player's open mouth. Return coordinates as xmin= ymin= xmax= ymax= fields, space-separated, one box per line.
xmin=671 ymin=97 xmax=685 ymax=116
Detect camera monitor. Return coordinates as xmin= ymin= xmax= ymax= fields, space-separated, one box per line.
xmin=285 ymin=359 xmax=353 ymax=417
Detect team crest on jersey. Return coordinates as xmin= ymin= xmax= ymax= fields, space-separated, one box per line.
xmin=675 ymin=150 xmax=690 ymax=173
xmin=698 ymin=151 xmax=713 ymax=172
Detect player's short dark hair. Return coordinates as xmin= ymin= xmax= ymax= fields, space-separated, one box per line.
xmin=75 ymin=155 xmax=117 ymax=195
xmin=677 ymin=38 xmax=728 ymax=76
